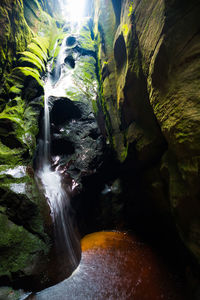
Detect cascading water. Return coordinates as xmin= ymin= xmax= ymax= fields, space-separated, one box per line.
xmin=43 ymin=78 xmax=51 ymax=165
xmin=36 ymin=37 xmax=80 ymax=277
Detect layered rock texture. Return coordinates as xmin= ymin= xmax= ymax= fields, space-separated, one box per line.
xmin=94 ymin=0 xmax=200 ymax=266
xmin=0 ymin=0 xmax=200 ymax=297
xmin=0 ymin=0 xmax=104 ymax=291
xmin=0 ymin=0 xmax=62 ymax=289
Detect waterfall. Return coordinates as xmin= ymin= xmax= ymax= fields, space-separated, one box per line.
xmin=36 ymin=36 xmax=80 ymax=275
xmin=43 ymin=79 xmax=51 ymax=165
xmin=39 ymin=164 xmax=79 ymax=269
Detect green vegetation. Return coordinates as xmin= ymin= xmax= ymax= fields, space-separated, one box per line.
xmin=27 ymin=42 xmax=48 ymax=63
xmin=0 ymin=0 xmax=59 ymax=284
xmin=128 ymin=1 xmax=134 ymax=17
xmin=0 ymin=0 xmax=32 ymax=83
xmin=0 ymin=93 xmax=40 ymax=159
xmin=71 ymin=56 xmax=98 ymax=102
xmin=79 ymin=21 xmax=96 ymax=52
xmin=112 ymin=131 xmax=128 ymax=162
xmin=122 ymin=24 xmax=129 ymax=36
xmin=0 ymin=141 xmax=24 ymax=165
xmin=18 ymin=51 xmax=46 ymax=72
xmin=0 ymin=213 xmax=47 ymax=278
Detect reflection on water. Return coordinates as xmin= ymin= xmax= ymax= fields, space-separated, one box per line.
xmin=28 ymin=231 xmax=186 ymax=300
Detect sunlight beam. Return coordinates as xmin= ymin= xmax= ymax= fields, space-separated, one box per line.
xmin=68 ymin=0 xmax=86 ymax=22
xmin=59 ymin=0 xmax=87 ymax=22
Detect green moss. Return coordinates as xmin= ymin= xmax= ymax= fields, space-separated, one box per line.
xmin=112 ymin=133 xmax=128 ymax=162
xmin=7 ymin=74 xmax=24 ymax=86
xmin=27 ymin=42 xmax=48 ymax=63
xmin=0 ymin=105 xmax=25 ymax=150
xmin=0 ymin=0 xmax=32 ymax=88
xmin=128 ymin=1 xmax=134 ymax=17
xmin=32 ymin=36 xmax=49 ymax=54
xmin=0 ymin=164 xmax=49 ymax=237
xmin=9 ymin=86 xmax=22 ymax=96
xmin=11 ymin=67 xmax=43 ymax=88
xmin=0 ymin=141 xmax=23 ymax=165
xmin=0 ymin=98 xmax=24 ymax=123
xmin=0 ymin=46 xmax=6 ymax=61
xmin=51 ymin=34 xmax=66 ymax=71
xmin=59 ymin=23 xmax=99 ymax=103
xmin=94 ymin=38 xmax=114 ymax=141
xmin=0 ymin=0 xmax=59 ymax=285
xmin=0 ymin=213 xmax=47 ymax=278
xmin=23 ymin=0 xmax=43 ymax=31
xmin=71 ymin=56 xmax=98 ymax=102
xmin=23 ymin=105 xmax=41 ymax=153
xmin=0 ymin=28 xmax=49 ymax=162
xmin=94 ymin=0 xmax=116 ymax=57
xmin=79 ymin=21 xmax=96 ymax=52
xmin=18 ymin=51 xmax=46 ymax=72
xmin=122 ymin=24 xmax=129 ymax=36
xmin=0 ymin=93 xmax=41 ymax=158
xmin=12 ymin=0 xmax=32 ymax=49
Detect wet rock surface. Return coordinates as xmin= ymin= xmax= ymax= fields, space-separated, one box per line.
xmin=35 ymin=95 xmax=105 ymax=193
xmin=0 ymin=165 xmax=50 ymax=289
xmin=94 ymin=0 xmax=200 ymax=268
xmin=0 ymin=0 xmax=200 ymax=298
xmin=0 ymin=0 xmax=62 ymax=291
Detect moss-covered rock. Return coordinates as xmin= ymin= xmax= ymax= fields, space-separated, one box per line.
xmin=0 ymin=0 xmax=63 ymax=290
xmin=0 ymin=93 xmax=42 ymax=159
xmin=79 ymin=21 xmax=96 ymax=52
xmin=69 ymin=55 xmax=98 ymax=103
xmin=0 ymin=164 xmax=48 ymax=236
xmin=18 ymin=51 xmax=46 ymax=72
xmin=23 ymin=0 xmax=58 ymax=34
xmin=144 ymin=0 xmax=200 ymax=263
xmin=27 ymin=43 xmax=48 ymax=64
xmin=94 ymin=0 xmax=200 ymax=268
xmin=0 ymin=0 xmax=32 ymax=83
xmin=49 ymin=22 xmax=99 ymax=109
xmin=0 ymin=213 xmax=47 ymax=279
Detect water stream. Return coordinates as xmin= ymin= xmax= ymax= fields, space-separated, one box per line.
xmin=36 ymin=35 xmax=80 ymax=275
xmin=26 ymin=232 xmax=186 ymax=300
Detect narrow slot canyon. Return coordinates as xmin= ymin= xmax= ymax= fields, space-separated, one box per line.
xmin=0 ymin=0 xmax=200 ymax=300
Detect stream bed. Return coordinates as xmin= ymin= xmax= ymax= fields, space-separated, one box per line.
xmin=27 ymin=231 xmax=186 ymax=300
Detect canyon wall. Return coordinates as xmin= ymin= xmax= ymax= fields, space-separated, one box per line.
xmin=0 ymin=0 xmax=200 ymax=295
xmin=0 ymin=0 xmax=61 ymax=288
xmin=94 ymin=0 xmax=200 ymax=264
xmin=0 ymin=0 xmax=103 ymax=291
